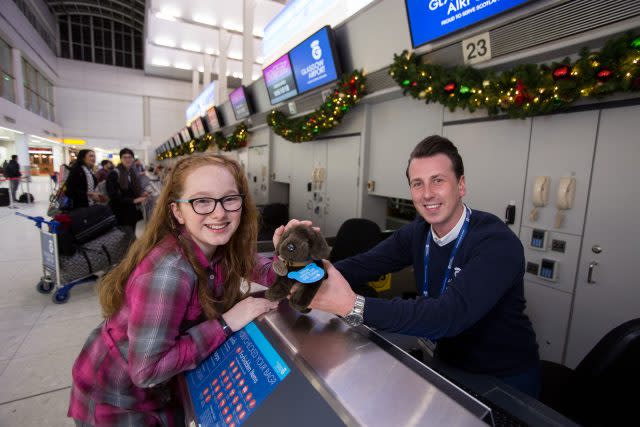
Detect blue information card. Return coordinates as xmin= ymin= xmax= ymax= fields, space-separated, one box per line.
xmin=186 ymin=322 xmax=291 ymax=427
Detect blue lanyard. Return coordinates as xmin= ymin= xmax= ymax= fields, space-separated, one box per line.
xmin=422 ymin=206 xmax=471 ymax=298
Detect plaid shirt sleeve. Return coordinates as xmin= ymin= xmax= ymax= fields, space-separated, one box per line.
xmin=248 ymin=254 xmax=277 ymax=286
xmin=126 ymin=262 xmax=227 ymax=388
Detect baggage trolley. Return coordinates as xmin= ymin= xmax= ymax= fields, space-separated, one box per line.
xmin=16 ymin=212 xmax=99 ymax=304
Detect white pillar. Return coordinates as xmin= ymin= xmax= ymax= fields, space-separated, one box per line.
xmin=191 ymin=69 xmax=199 ymax=99
xmin=242 ymin=0 xmax=255 ymax=85
xmin=216 ymin=28 xmax=229 ymax=104
xmin=203 ymin=53 xmax=212 ymax=87
xmin=52 ymin=144 xmax=63 ymax=171
xmin=12 ymin=48 xmax=25 ymax=109
xmin=14 ymin=134 xmax=30 ymax=177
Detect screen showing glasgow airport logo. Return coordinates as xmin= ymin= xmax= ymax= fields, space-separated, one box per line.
xmin=406 ymin=0 xmax=531 ymax=48
xmin=290 ymin=27 xmax=338 ymax=94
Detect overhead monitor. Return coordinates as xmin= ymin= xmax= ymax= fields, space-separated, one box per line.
xmin=405 ymin=0 xmax=532 ymax=48
xmin=190 ymin=118 xmax=203 ymax=138
xmin=263 ymin=54 xmax=298 ymax=105
xmin=173 ymin=134 xmax=182 ymax=146
xmin=229 ymin=86 xmax=253 ymax=120
xmin=181 ymin=127 xmax=192 ymax=143
xmin=205 ymin=106 xmax=223 ymax=131
xmin=289 ymin=26 xmax=341 ymax=95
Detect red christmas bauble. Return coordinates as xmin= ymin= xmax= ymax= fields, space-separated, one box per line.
xmin=444 ymin=82 xmax=456 ymax=93
xmin=552 ymin=65 xmax=571 ymax=80
xmin=596 ymin=68 xmax=613 ymax=82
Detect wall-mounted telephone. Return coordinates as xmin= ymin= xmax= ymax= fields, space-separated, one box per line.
xmin=554 ymin=176 xmax=576 ymax=228
xmin=311 ymin=167 xmax=326 ymax=190
xmin=529 ymin=176 xmax=550 ymax=222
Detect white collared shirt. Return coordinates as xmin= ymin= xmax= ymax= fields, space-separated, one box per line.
xmin=432 ymin=204 xmax=468 ymax=247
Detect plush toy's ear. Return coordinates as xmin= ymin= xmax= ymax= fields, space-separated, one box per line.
xmin=308 ymin=228 xmax=330 ymax=259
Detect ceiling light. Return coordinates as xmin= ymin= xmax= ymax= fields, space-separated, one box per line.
xmin=160 ymin=6 xmax=181 ymax=18
xmin=155 ymin=11 xmax=176 ymax=21
xmin=253 ymin=29 xmax=264 ymax=37
xmin=197 ymin=66 xmax=204 ymax=72
xmin=182 ymin=43 xmax=201 ymax=52
xmin=175 ymin=63 xmax=193 ymax=70
xmin=228 ymin=52 xmax=243 ymax=61
xmin=155 ymin=38 xmax=176 ymax=48
xmin=0 ymin=136 xmax=10 ymax=140
xmin=0 ymin=126 xmax=24 ymax=134
xmin=255 ymin=57 xmax=264 ymax=64
xmin=205 ymin=48 xmax=217 ymax=55
xmin=193 ymin=14 xmax=216 ymax=26
xmin=152 ymin=59 xmax=171 ymax=67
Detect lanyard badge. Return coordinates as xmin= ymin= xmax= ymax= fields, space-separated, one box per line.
xmin=422 ymin=206 xmax=471 ymax=298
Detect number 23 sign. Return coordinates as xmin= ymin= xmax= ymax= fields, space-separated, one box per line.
xmin=462 ymin=32 xmax=492 ymax=65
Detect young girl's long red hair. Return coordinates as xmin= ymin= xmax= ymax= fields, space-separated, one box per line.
xmin=99 ymin=153 xmax=258 ymax=319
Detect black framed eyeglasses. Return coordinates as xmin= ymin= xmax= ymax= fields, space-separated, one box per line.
xmin=174 ymin=194 xmax=245 ymax=215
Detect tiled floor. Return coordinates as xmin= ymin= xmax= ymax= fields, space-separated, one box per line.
xmin=0 ymin=193 xmax=105 ymax=426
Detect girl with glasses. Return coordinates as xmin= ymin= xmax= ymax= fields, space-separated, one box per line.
xmin=68 ymin=153 xmax=297 ymax=426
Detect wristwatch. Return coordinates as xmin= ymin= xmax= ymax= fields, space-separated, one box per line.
xmin=343 ymin=295 xmax=365 ymax=327
xmin=219 ymin=317 xmax=233 ymax=338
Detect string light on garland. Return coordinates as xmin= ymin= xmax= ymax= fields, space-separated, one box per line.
xmin=389 ymin=32 xmax=640 ymax=119
xmin=268 ymin=70 xmax=366 ymax=142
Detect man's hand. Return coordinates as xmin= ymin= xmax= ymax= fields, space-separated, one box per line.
xmin=272 ymin=219 xmax=320 ymax=251
xmin=306 ymin=260 xmax=357 ymax=317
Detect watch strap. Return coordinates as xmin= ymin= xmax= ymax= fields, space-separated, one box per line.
xmin=219 ymin=316 xmax=233 ymax=338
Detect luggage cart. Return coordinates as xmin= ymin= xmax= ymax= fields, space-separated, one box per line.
xmin=16 ymin=212 xmax=99 ymax=304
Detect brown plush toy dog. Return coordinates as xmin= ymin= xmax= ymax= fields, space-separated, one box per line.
xmin=265 ymin=224 xmax=330 ymax=313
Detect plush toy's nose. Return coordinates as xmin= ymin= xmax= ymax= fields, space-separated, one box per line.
xmin=286 ymin=243 xmax=296 ymax=252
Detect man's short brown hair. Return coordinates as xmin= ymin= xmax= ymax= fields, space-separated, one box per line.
xmin=405 ymin=135 xmax=464 ymax=183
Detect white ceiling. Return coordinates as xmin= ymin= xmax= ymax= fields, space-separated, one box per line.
xmin=145 ymin=0 xmax=285 ymax=83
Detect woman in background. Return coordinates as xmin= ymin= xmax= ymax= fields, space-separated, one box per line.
xmin=65 ymin=149 xmax=104 ymax=209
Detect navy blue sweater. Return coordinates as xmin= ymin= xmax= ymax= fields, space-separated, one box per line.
xmin=335 ymin=209 xmax=539 ymax=376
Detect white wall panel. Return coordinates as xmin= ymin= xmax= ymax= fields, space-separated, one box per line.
xmin=367 ymin=97 xmax=443 ymax=199
xmin=55 ymin=87 xmax=143 ymax=140
xmin=149 ymin=98 xmax=190 ymax=144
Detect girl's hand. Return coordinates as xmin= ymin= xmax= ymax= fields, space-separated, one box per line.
xmin=272 ymin=219 xmax=320 ymax=251
xmin=221 ymin=297 xmax=279 ymax=332
xmin=133 ymin=196 xmax=148 ymax=204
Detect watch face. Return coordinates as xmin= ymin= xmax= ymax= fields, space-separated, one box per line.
xmin=344 ymin=314 xmax=363 ymax=327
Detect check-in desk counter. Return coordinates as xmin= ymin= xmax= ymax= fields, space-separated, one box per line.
xmin=183 ymin=303 xmax=497 ymax=427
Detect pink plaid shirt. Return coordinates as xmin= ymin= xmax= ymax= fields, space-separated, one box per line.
xmin=68 ymin=234 xmax=275 ymax=426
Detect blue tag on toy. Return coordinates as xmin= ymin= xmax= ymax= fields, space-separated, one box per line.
xmin=287 ymin=263 xmax=325 ymax=284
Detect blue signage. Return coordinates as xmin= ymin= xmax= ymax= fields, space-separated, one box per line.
xmin=186 ymin=322 xmax=290 ymax=427
xmin=263 ymin=54 xmax=298 ymax=105
xmin=289 ymin=26 xmax=340 ymax=94
xmin=405 ymin=0 xmax=531 ymax=48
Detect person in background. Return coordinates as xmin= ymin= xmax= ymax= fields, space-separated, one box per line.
xmin=95 ymin=160 xmax=113 ymax=183
xmin=68 ymin=153 xmax=298 ymax=426
xmin=65 ymin=149 xmax=104 ymax=209
xmin=306 ymin=135 xmax=541 ymax=397
xmin=134 ymin=158 xmax=145 ymax=175
xmin=4 ymin=155 xmax=22 ymax=203
xmin=106 ymin=148 xmax=147 ymax=233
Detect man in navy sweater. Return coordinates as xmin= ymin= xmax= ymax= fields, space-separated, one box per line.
xmin=307 ymin=135 xmax=540 ymax=397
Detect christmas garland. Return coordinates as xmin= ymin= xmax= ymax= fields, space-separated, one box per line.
xmin=389 ymin=33 xmax=640 ymax=119
xmin=214 ymin=122 xmax=250 ymax=152
xmin=156 ymin=123 xmax=251 ymax=160
xmin=267 ymin=70 xmax=366 ymax=142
